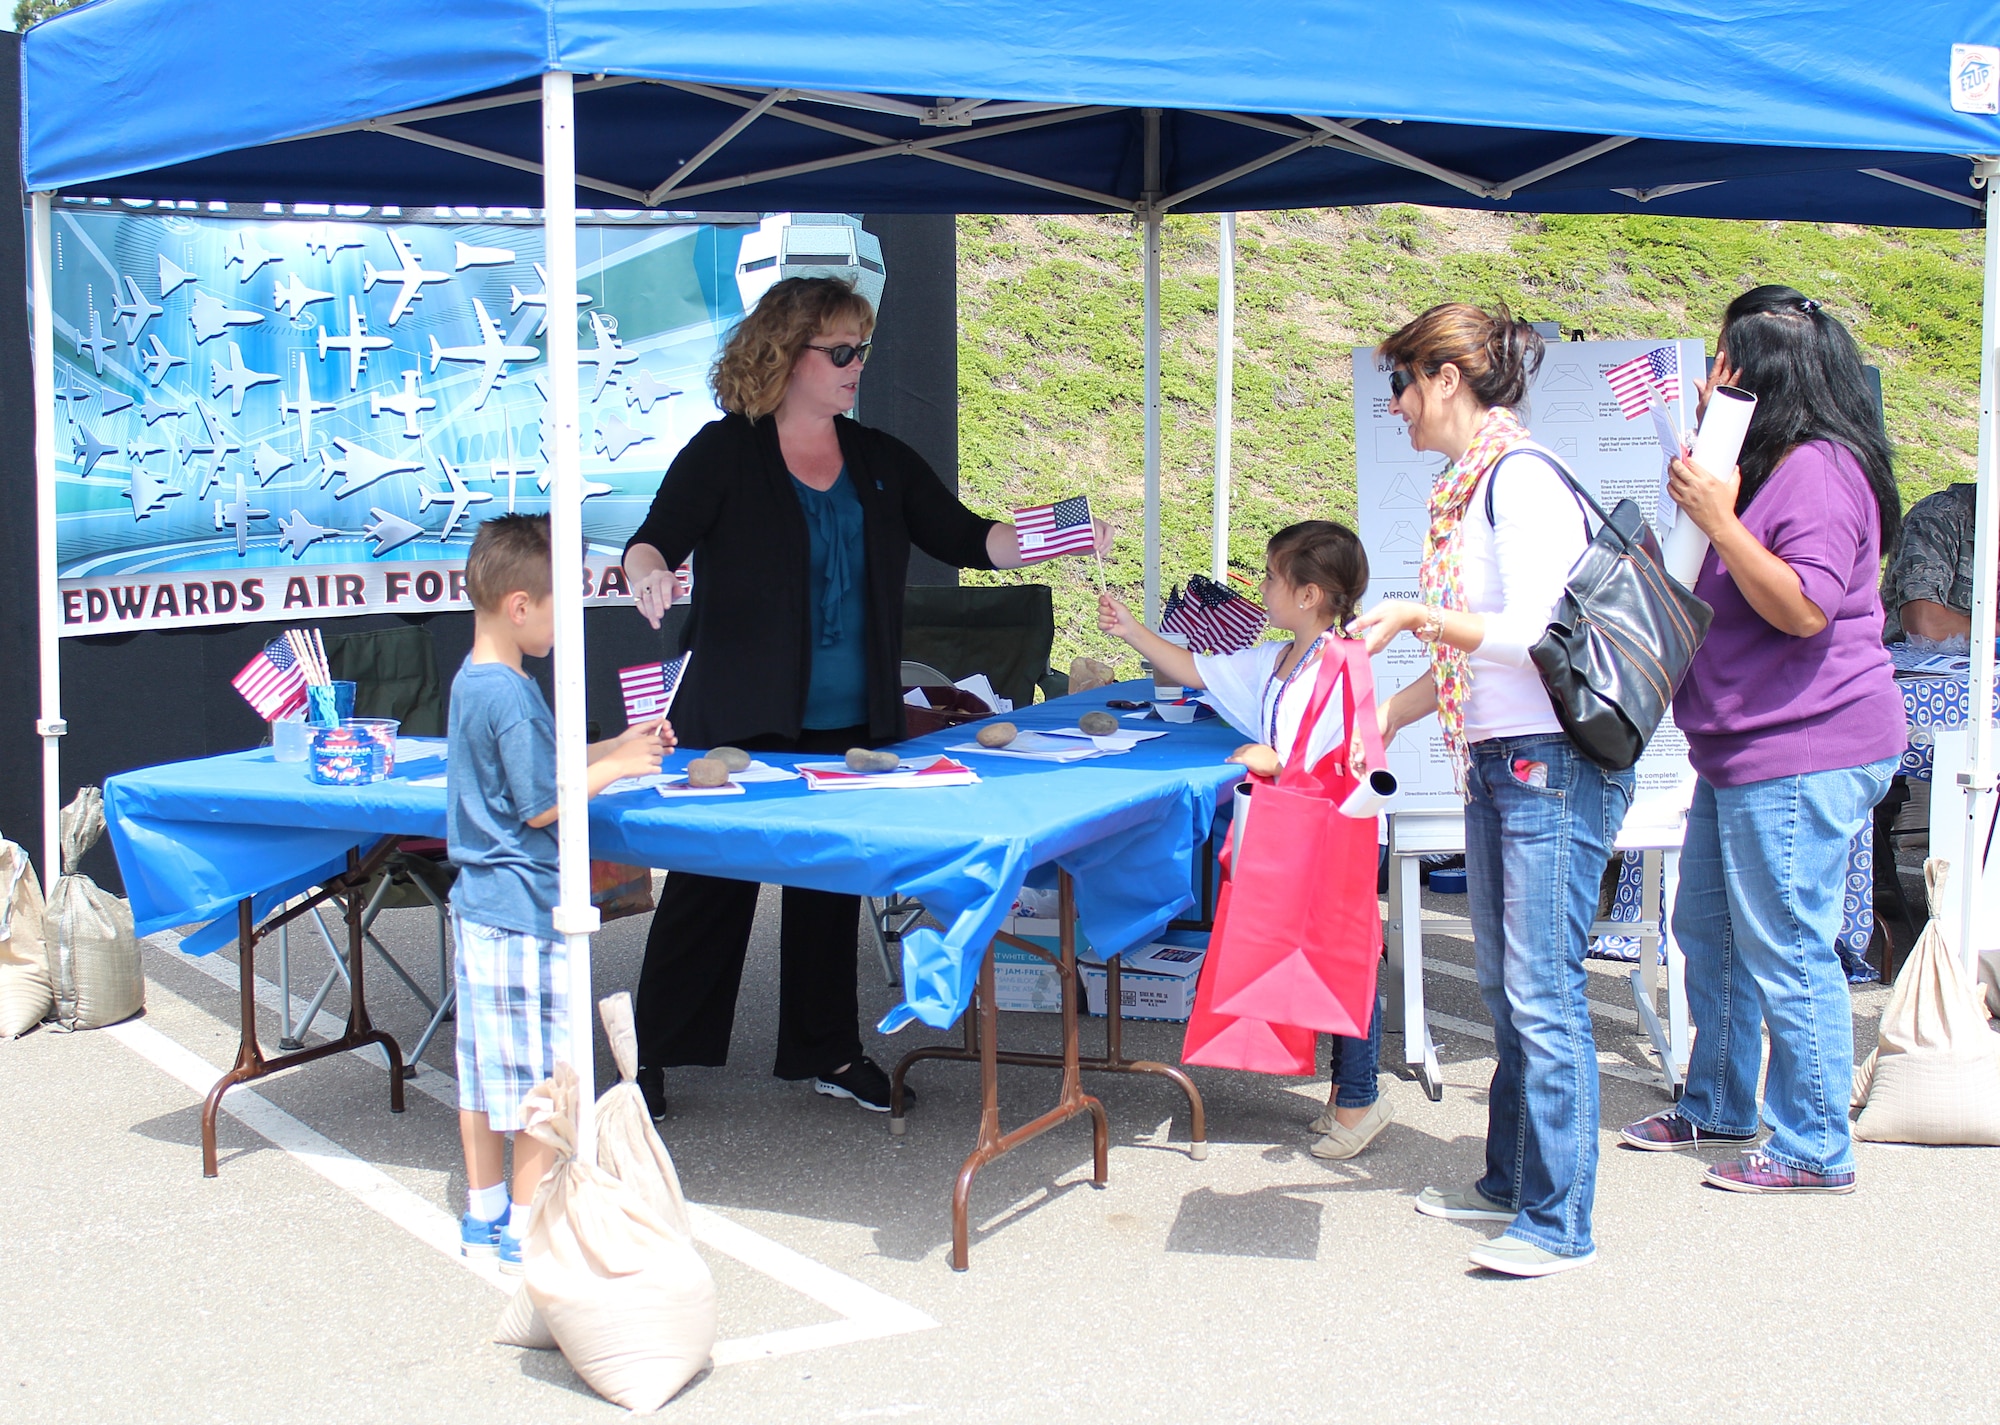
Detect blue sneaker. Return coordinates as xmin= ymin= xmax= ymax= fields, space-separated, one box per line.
xmin=460 ymin=1202 xmax=510 ymax=1258
xmin=498 ymin=1225 xmax=525 ymax=1276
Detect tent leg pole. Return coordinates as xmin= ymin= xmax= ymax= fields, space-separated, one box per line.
xmin=31 ymin=193 xmax=63 ymax=887
xmin=1211 ymin=213 xmax=1235 ymax=583
xmin=1960 ymin=168 xmax=2000 ymax=975
xmin=1141 ymin=110 xmax=1162 ymax=627
xmin=542 ymin=69 xmax=600 ymax=1156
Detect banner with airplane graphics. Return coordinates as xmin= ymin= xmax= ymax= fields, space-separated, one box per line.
xmin=1351 ymin=337 xmax=1704 ymax=813
xmin=48 ymin=207 xmax=885 ymax=634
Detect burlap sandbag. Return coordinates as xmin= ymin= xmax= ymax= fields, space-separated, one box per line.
xmin=496 ymin=994 xmax=713 ymax=1357
xmin=1852 ymin=860 xmax=2000 ymax=1145
xmin=502 ymin=1063 xmax=716 ymax=1411
xmin=0 ymin=838 xmax=52 ymax=1037
xmin=46 ymin=788 xmax=143 ymax=1032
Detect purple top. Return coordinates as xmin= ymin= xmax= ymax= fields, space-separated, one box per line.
xmin=1673 ymin=439 xmax=1905 ymax=787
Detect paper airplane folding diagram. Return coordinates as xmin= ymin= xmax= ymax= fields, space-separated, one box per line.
xmin=277 ymin=509 xmax=338 ymax=559
xmin=272 ymin=272 xmax=334 ymax=320
xmin=158 ymin=254 xmax=196 ymax=297
xmin=508 ymin=262 xmax=592 ymax=337
xmin=225 ymin=230 xmax=283 ymax=284
xmin=369 ymin=369 xmax=436 ymax=438
xmin=362 ymin=230 xmax=449 ymax=325
xmin=139 ymin=334 xmax=185 ymax=386
xmin=75 ymin=310 xmax=116 ymax=374
xmin=114 ymin=275 xmax=164 ymax=343
xmin=427 ymin=299 xmax=537 ymax=411
xmin=593 ymin=413 xmax=653 ymax=461
xmin=71 ymin=424 xmax=116 ymax=477
xmin=624 ymin=368 xmax=680 ymax=414
xmin=189 ymin=289 xmax=263 ymax=344
xmin=417 ymin=455 xmax=493 ymax=541
xmin=318 ymin=437 xmax=423 ymax=500
xmin=577 ymin=312 xmax=637 ymax=403
xmin=362 ymin=507 xmax=425 ymax=556
xmin=213 ymin=470 xmax=272 ymax=555
xmin=317 ymin=296 xmax=393 ymax=390
xmin=209 ymin=341 xmax=279 ymax=414
xmin=123 ymin=466 xmax=182 ymax=520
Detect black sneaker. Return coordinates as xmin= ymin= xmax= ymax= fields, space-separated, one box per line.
xmin=637 ymin=1065 xmax=667 ymax=1121
xmin=812 ymin=1056 xmax=911 ymax=1113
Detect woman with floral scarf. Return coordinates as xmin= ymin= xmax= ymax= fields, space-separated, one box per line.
xmin=1352 ymin=303 xmax=1633 ymax=1278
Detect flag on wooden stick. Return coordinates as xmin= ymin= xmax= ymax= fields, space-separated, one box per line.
xmin=232 ymin=635 xmax=308 ymax=721
xmin=1013 ymin=495 xmax=1098 ymax=563
xmin=619 ymin=651 xmax=690 ymax=724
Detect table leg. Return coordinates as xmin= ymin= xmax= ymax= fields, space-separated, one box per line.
xmin=1385 ymin=852 xmax=1441 ymax=1101
xmin=199 ymin=842 xmax=407 ymax=1179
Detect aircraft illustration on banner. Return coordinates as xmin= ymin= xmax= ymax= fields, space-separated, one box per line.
xmin=363 ymin=507 xmax=425 ymax=556
xmin=139 ymin=334 xmax=185 ymax=386
xmin=97 ymin=387 xmax=133 ymax=417
xmin=362 ymin=230 xmax=449 ymax=325
xmin=317 ymin=296 xmax=393 ymax=389
xmin=303 ymin=223 xmax=365 ymax=264
xmin=578 ymin=312 xmax=638 ymax=402
xmin=536 ymin=471 xmax=613 ymax=501
xmin=318 ymin=437 xmax=423 ymax=499
xmin=123 ymin=466 xmax=182 ymax=520
xmin=509 ymin=262 xmax=592 ymax=337
xmin=71 ymin=424 xmax=116 ymax=477
xmin=279 ymin=352 xmax=337 ymax=453
xmin=75 ymin=310 xmax=116 ymax=373
xmin=184 ymin=402 xmax=241 ymax=498
xmin=189 ymin=289 xmax=263 ymax=343
xmin=277 ymin=509 xmax=338 ymax=559
xmin=209 ymin=341 xmax=279 ymax=414
xmin=225 ymin=229 xmax=283 ymax=284
xmin=272 ymin=271 xmax=334 ymax=319
xmin=625 ymin=368 xmax=680 ymax=414
xmin=428 ymin=298 xmax=537 ymax=410
xmin=113 ymin=275 xmax=163 ymax=342
xmin=213 ymin=470 xmax=272 ymax=555
xmin=454 ymin=241 xmax=515 ymax=270
xmin=138 ymin=394 xmax=183 ymax=425
xmin=418 ymin=455 xmax=493 ymax=540
xmin=158 ymin=253 xmax=196 ymax=297
xmin=52 ymin=374 xmax=92 ymax=409
xmin=593 ymin=413 xmax=652 ymax=460
xmin=370 ymin=369 xmax=436 ymax=438
xmin=124 ymin=433 xmax=167 ymax=463
xmin=251 ymin=441 xmax=293 ymax=485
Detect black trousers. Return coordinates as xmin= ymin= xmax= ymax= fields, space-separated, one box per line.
xmin=635 ymin=724 xmax=870 ymax=1080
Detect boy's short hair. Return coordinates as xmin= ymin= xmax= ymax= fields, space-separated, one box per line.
xmin=464 ymin=513 xmax=552 ymax=611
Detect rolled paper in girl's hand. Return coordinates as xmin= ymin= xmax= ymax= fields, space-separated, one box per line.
xmin=1338 ymin=767 xmax=1399 ymax=819
xmin=1664 ymin=385 xmax=1757 ymax=585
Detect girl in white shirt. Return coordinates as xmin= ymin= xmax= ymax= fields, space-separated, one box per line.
xmin=1098 ymin=519 xmax=1392 ymax=1162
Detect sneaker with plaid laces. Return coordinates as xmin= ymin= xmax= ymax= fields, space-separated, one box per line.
xmin=1705 ymin=1150 xmax=1855 ymax=1194
xmin=1619 ymin=1110 xmax=1758 ymax=1152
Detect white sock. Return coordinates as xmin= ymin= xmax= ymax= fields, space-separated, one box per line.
xmin=468 ymin=1183 xmax=508 ymax=1223
xmin=504 ymin=1199 xmax=533 ymax=1240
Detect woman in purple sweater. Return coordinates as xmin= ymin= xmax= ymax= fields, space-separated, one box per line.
xmin=1622 ymin=286 xmax=1904 ymax=1193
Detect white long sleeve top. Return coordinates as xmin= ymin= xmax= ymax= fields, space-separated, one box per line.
xmin=1457 ymin=447 xmax=1590 ymax=743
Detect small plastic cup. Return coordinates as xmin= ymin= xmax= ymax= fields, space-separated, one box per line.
xmin=272 ymin=714 xmax=313 ymax=763
xmin=1152 ymin=631 xmax=1190 ymax=699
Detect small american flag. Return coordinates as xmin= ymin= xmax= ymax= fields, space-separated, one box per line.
xmin=232 ymin=636 xmax=308 ymax=721
xmin=1162 ymin=574 xmax=1266 ymax=655
xmin=1604 ymin=346 xmax=1680 ymax=420
xmin=1014 ymin=495 xmax=1097 ymax=562
xmin=619 ymin=652 xmax=690 ymax=724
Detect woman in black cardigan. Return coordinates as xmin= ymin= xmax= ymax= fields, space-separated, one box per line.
xmin=623 ymin=277 xmax=1108 ymax=1117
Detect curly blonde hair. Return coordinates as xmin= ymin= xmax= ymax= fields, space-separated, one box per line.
xmin=711 ymin=277 xmax=876 ymax=420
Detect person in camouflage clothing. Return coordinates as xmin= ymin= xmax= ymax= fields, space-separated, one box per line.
xmin=1880 ymin=483 xmax=1978 ymax=644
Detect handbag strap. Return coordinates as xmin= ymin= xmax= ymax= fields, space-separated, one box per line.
xmin=1483 ymin=443 xmax=1603 ymax=539
xmin=1279 ymin=636 xmax=1384 ymax=789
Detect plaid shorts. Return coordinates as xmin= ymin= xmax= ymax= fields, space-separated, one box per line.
xmin=452 ymin=915 xmax=569 ymax=1133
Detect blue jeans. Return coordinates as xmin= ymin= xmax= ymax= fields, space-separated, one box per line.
xmin=1465 ymin=734 xmax=1633 ymax=1257
xmin=1328 ymin=989 xmax=1383 ymax=1108
xmin=1673 ymin=758 xmax=1896 ymax=1175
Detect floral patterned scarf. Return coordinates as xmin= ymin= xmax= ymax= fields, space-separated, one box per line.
xmin=1419 ymin=404 xmax=1529 ymax=788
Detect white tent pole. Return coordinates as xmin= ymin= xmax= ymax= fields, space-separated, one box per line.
xmin=1959 ymin=161 xmax=2000 ymax=974
xmin=542 ymin=69 xmax=600 ymax=1152
xmin=30 ymin=193 xmax=63 ymax=886
xmin=1211 ymin=212 xmax=1236 ymax=582
xmin=1142 ymin=109 xmax=1163 ymax=626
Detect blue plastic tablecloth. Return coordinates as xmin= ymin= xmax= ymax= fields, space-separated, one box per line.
xmin=102 ymin=682 xmax=1245 ymax=1033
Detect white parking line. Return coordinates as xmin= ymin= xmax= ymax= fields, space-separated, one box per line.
xmin=138 ymin=935 xmax=938 ymax=1364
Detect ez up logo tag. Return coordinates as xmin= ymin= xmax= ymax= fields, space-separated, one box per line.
xmin=1952 ymin=44 xmax=1999 ymax=114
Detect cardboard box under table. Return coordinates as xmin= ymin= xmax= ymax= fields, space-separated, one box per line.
xmin=994 ymin=924 xmax=1206 ymax=1022
xmin=102 ymin=681 xmax=1243 ymax=1271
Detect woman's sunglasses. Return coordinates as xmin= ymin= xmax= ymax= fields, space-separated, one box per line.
xmin=805 ymin=341 xmax=873 ymax=368
xmin=1387 ymin=367 xmax=1413 ymax=399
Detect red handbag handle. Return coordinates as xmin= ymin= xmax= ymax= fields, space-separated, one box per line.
xmin=1279 ymin=636 xmax=1385 ymax=792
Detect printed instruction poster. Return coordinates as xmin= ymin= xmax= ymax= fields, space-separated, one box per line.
xmin=1352 ymin=338 xmax=1704 ymax=816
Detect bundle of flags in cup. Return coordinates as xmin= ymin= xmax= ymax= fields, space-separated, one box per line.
xmin=231 ymin=628 xmax=335 ymax=722
xmin=1162 ymin=574 xmax=1267 ymax=655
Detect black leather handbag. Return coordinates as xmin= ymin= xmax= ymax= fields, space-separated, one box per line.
xmin=1486 ymin=447 xmax=1713 ymax=771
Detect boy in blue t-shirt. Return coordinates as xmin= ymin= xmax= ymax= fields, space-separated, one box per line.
xmin=447 ymin=513 xmax=669 ymax=1271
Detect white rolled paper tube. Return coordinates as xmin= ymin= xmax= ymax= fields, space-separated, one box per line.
xmin=1229 ymin=780 xmax=1253 ymax=859
xmin=1339 ymin=768 xmax=1399 ymax=819
xmin=1663 ymin=384 xmax=1757 ymax=585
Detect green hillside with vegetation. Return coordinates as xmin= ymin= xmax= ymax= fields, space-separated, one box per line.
xmin=954 ymin=207 xmax=1985 ymax=678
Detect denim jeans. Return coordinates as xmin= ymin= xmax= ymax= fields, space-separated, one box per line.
xmin=1465 ymin=733 xmax=1633 ymax=1257
xmin=1328 ymin=989 xmax=1383 ymax=1108
xmin=1673 ymin=758 xmax=1896 ymax=1175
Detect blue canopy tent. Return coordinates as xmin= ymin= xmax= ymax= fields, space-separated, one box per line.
xmin=24 ymin=3 xmax=2000 ymax=1120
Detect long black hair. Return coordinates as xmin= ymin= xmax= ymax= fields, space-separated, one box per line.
xmin=1719 ymin=285 xmax=1900 ymax=550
